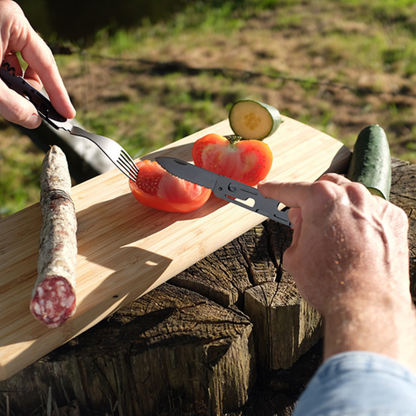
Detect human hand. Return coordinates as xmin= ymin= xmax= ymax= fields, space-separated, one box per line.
xmin=258 ymin=173 xmax=410 ymax=315
xmin=259 ymin=174 xmax=416 ymax=367
xmin=0 ymin=0 xmax=75 ymax=128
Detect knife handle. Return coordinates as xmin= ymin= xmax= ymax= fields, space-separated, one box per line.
xmin=0 ymin=66 xmax=66 ymax=123
xmin=213 ymin=176 xmax=291 ymax=226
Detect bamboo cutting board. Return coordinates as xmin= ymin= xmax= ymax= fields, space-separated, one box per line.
xmin=0 ymin=116 xmax=351 ymax=380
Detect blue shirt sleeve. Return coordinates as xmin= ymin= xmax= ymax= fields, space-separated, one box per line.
xmin=292 ymin=351 xmax=416 ymax=416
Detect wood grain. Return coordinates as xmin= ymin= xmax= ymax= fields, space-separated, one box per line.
xmin=0 ymin=116 xmax=351 ymax=380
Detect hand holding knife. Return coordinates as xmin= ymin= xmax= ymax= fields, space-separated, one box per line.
xmin=156 ymin=157 xmax=291 ymax=227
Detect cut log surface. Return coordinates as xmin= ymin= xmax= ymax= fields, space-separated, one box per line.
xmin=0 ymin=145 xmax=414 ymax=416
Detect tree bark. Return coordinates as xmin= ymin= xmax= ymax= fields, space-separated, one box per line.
xmin=1 ymin=284 xmax=255 ymax=415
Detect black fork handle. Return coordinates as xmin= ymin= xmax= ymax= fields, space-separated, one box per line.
xmin=0 ymin=66 xmax=66 ymax=123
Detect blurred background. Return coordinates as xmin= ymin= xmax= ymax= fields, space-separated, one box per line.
xmin=2 ymin=0 xmax=416 ymax=217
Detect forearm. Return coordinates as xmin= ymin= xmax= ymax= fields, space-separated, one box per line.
xmin=323 ymin=293 xmax=416 ymax=374
xmin=258 ymin=176 xmax=416 ymax=414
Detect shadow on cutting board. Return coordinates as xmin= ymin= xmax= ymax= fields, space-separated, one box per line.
xmin=73 ymin=188 xmax=225 ymax=314
xmin=0 ymin=187 xmax=226 ymax=382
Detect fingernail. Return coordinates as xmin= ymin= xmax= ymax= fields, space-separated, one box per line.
xmin=28 ymin=113 xmax=41 ymax=128
xmin=70 ymin=102 xmax=76 ymax=117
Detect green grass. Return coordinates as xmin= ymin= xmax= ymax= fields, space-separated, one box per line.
xmin=0 ymin=125 xmax=44 ymax=217
xmin=3 ymin=0 xmax=416 ymax=216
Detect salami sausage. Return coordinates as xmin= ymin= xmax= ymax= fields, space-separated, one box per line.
xmin=30 ymin=146 xmax=77 ymax=328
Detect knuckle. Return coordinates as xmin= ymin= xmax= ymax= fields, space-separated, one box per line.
xmin=391 ymin=204 xmax=409 ymax=228
xmin=320 ymin=172 xmax=343 ymax=182
xmin=310 ymin=180 xmax=370 ymax=212
xmin=310 ymin=180 xmax=338 ymax=204
xmin=345 ymin=181 xmax=368 ymax=203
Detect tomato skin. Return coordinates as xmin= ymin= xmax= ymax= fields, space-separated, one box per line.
xmin=192 ymin=133 xmax=273 ymax=186
xmin=129 ymin=160 xmax=212 ymax=213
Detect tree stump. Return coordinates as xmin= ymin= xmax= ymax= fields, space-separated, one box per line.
xmin=245 ymin=278 xmax=322 ymax=371
xmin=0 ymin=158 xmax=414 ymax=416
xmin=0 ymin=284 xmax=255 ymax=416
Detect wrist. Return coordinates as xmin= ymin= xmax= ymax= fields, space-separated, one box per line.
xmin=323 ymin=293 xmax=416 ymax=372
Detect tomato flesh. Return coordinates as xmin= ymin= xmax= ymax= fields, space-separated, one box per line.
xmin=129 ymin=160 xmax=211 ymax=212
xmin=192 ymin=133 xmax=273 ymax=186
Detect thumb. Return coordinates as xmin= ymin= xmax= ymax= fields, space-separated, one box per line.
xmin=0 ymin=81 xmax=41 ymax=128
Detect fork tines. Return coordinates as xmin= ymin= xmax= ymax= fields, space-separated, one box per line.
xmin=117 ymin=150 xmax=139 ymax=182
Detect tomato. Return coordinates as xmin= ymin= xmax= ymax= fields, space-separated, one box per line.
xmin=129 ymin=160 xmax=212 ymax=213
xmin=192 ymin=133 xmax=273 ymax=186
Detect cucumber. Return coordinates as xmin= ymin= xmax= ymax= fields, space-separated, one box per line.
xmin=229 ymin=99 xmax=282 ymax=140
xmin=347 ymin=124 xmax=391 ymax=200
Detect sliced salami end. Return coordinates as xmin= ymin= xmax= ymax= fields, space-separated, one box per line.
xmin=30 ymin=275 xmax=76 ymax=329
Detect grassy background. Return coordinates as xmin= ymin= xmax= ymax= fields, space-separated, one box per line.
xmin=2 ymin=0 xmax=416 ymax=217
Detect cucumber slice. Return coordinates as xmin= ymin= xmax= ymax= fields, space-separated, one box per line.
xmin=347 ymin=124 xmax=391 ymax=200
xmin=229 ymin=100 xmax=282 ymax=140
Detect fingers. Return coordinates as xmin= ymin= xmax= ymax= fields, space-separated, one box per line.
xmin=321 ymin=173 xmax=376 ymax=206
xmin=21 ymin=65 xmax=43 ymax=91
xmin=20 ymin=34 xmax=76 ymax=119
xmin=2 ymin=52 xmax=23 ymax=75
xmin=259 ymin=174 xmax=356 ymax=208
xmin=319 ymin=172 xmax=350 ymax=185
xmin=0 ymin=1 xmax=75 ymax=126
xmin=0 ymin=53 xmax=42 ymax=128
xmin=288 ymin=207 xmax=302 ymax=227
xmin=0 ymin=81 xmax=42 ymax=128
xmin=258 ymin=180 xmax=314 ymax=209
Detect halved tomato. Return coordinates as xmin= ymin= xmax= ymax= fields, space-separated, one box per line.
xmin=192 ymin=133 xmax=273 ymax=186
xmin=129 ymin=160 xmax=212 ymax=213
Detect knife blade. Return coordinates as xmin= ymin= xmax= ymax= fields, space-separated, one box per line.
xmin=156 ymin=157 xmax=291 ymax=227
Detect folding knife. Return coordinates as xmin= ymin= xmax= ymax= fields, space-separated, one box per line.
xmin=156 ymin=157 xmax=291 ymax=227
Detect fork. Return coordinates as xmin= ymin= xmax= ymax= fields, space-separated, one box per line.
xmin=43 ymin=119 xmax=139 ymax=182
xmin=0 ymin=65 xmax=139 ymax=182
